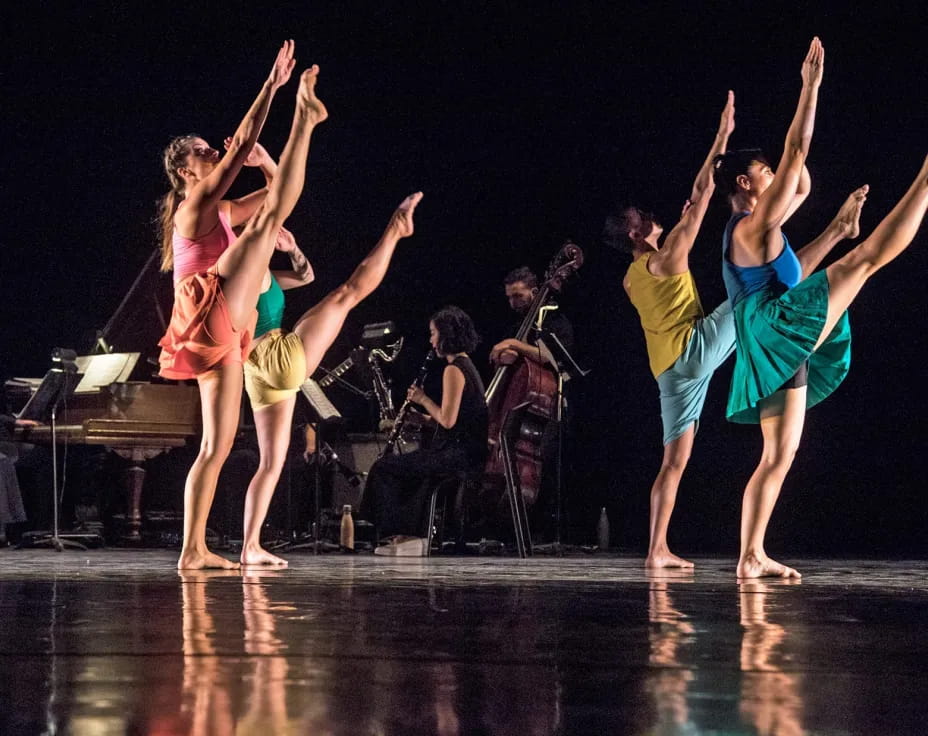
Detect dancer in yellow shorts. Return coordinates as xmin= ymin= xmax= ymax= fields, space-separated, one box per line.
xmin=240 ymin=195 xmax=422 ymax=566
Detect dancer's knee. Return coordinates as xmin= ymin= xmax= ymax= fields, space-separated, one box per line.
xmin=197 ymin=435 xmax=235 ymax=469
xmin=660 ymin=430 xmax=693 ymax=474
xmin=244 ymin=204 xmax=285 ymax=242
xmin=831 ymin=247 xmax=879 ymax=285
xmin=659 ymin=452 xmax=690 ymax=477
xmin=255 ymin=450 xmax=287 ymax=477
xmin=330 ymin=282 xmax=362 ymax=310
xmin=759 ymin=440 xmax=799 ymax=476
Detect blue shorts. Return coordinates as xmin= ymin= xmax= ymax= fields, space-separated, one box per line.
xmin=656 ymin=301 xmax=736 ymax=445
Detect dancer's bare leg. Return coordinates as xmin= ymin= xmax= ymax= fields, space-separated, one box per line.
xmin=217 ymin=66 xmax=329 ymax=331
xmin=737 ymin=388 xmax=806 ymax=579
xmin=241 ymin=397 xmax=297 ymax=566
xmin=292 ymin=192 xmax=423 ymax=374
xmin=816 ymin=156 xmax=928 ymax=348
xmin=646 ymin=425 xmax=695 ymax=569
xmin=178 ymin=363 xmax=244 ymax=570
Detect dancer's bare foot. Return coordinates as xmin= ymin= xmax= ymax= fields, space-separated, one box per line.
xmin=386 ymin=192 xmax=424 ymax=239
xmin=177 ymin=548 xmax=240 ymax=570
xmin=830 ymin=185 xmax=869 ymax=239
xmin=297 ymin=65 xmax=328 ymax=125
xmin=736 ymin=552 xmax=801 ymax=579
xmin=645 ymin=550 xmax=695 ymax=569
xmin=240 ymin=545 xmax=288 ymax=567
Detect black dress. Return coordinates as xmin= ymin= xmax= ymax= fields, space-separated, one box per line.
xmin=365 ymin=355 xmax=487 ymax=538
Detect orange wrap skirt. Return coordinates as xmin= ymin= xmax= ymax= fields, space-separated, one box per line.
xmin=158 ymin=268 xmax=256 ymax=380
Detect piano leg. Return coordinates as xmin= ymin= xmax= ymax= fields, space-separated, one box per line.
xmin=124 ymin=464 xmax=145 ymax=543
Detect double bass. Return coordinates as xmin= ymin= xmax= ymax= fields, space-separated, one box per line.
xmin=484 ymin=241 xmax=584 ymax=507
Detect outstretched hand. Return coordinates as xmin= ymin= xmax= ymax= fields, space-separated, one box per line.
xmin=268 ymin=40 xmax=296 ymax=90
xmin=718 ymin=90 xmax=735 ymax=138
xmin=801 ymin=37 xmax=824 ymax=88
xmin=832 ymin=185 xmax=868 ymax=239
xmin=224 ymin=138 xmax=272 ymax=168
xmin=387 ymin=192 xmax=424 ymax=238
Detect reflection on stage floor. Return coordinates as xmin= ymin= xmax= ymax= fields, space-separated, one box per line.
xmin=1 ymin=551 xmax=926 ymax=734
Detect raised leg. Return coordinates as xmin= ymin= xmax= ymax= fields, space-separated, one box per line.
xmin=241 ymin=396 xmax=297 ymax=566
xmin=178 ymin=362 xmax=243 ymax=570
xmin=816 ymin=155 xmax=928 ymax=348
xmin=292 ymin=192 xmax=423 ymax=375
xmin=217 ymin=67 xmax=329 ymax=331
xmin=737 ymin=388 xmax=806 ymax=579
xmin=646 ymin=424 xmax=695 ymax=569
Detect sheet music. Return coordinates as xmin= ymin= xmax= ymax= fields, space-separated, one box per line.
xmin=74 ymin=353 xmax=140 ymax=393
xmin=535 ymin=337 xmax=562 ymax=377
xmin=300 ymin=378 xmax=342 ymax=422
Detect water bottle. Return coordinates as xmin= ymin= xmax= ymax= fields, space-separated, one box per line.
xmin=340 ymin=504 xmax=355 ymax=551
xmin=596 ymin=507 xmax=610 ymax=551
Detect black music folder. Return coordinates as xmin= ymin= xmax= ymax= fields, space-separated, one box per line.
xmin=16 ymin=369 xmax=80 ymax=423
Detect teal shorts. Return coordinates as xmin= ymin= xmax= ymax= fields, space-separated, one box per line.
xmin=656 ymin=301 xmax=736 ymax=445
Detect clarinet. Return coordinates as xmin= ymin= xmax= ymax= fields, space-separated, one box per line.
xmin=379 ymin=349 xmax=435 ymax=457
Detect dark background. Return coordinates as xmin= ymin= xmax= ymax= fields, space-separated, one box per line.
xmin=2 ymin=1 xmax=926 ymax=555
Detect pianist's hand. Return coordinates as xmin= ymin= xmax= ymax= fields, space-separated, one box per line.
xmin=14 ymin=419 xmax=40 ymax=427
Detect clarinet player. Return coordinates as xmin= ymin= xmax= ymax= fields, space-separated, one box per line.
xmin=363 ymin=306 xmax=488 ymax=556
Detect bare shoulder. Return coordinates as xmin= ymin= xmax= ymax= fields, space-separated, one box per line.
xmin=648 ymin=247 xmax=688 ymax=278
xmin=444 ymin=362 xmax=466 ymax=380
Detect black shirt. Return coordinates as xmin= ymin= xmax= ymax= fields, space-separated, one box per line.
xmin=432 ymin=355 xmax=488 ymax=464
xmin=509 ymin=310 xmax=575 ymax=360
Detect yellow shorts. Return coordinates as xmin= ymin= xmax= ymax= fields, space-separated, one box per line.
xmin=244 ymin=330 xmax=307 ymax=410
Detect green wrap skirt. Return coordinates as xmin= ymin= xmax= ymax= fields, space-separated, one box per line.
xmin=727 ymin=270 xmax=851 ymax=423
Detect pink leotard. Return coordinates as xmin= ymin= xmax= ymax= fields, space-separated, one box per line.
xmin=172 ymin=205 xmax=236 ymax=284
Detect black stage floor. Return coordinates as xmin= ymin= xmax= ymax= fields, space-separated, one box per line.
xmin=1 ymin=550 xmax=926 ymax=735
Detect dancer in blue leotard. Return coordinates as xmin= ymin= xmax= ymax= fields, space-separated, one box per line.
xmin=713 ymin=37 xmax=928 ymax=578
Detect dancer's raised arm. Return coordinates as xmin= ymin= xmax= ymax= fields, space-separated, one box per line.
xmin=221 ymin=140 xmax=278 ymax=227
xmin=271 ymin=226 xmax=315 ymax=288
xmin=655 ymin=91 xmax=735 ymax=273
xmin=740 ymin=38 xmax=823 ymax=241
xmin=178 ymin=41 xmax=295 ymax=231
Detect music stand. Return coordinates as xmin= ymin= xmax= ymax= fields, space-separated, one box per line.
xmin=534 ymin=325 xmax=589 ymax=553
xmin=16 ymin=350 xmax=85 ymax=551
xmin=285 ymin=379 xmax=344 ymax=554
xmin=361 ymin=321 xmax=398 ymax=348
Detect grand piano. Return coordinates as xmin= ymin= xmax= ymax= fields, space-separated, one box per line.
xmin=8 ymin=249 xmax=200 ymax=542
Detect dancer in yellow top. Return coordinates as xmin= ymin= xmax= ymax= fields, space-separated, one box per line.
xmin=605 ymin=92 xmax=735 ymax=568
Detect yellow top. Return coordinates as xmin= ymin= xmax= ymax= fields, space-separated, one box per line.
xmin=625 ymin=253 xmax=704 ymax=377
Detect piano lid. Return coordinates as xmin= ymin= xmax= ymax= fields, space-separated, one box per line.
xmin=84 ymin=248 xmax=175 ymax=382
